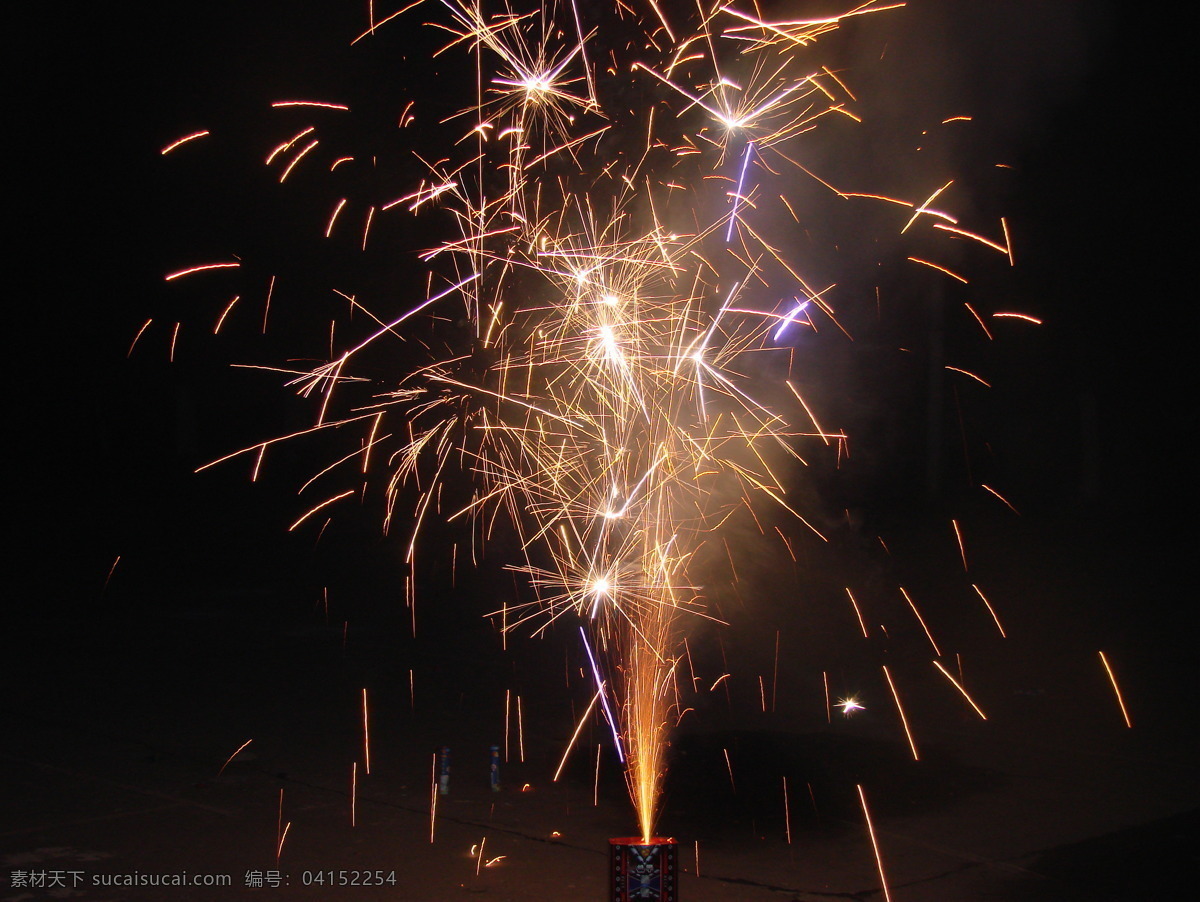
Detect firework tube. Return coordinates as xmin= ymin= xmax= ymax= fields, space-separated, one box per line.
xmin=609 ymin=837 xmax=678 ymax=902
xmin=489 ymin=744 xmax=501 ymax=792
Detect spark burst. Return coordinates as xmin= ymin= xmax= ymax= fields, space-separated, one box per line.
xmin=156 ymin=0 xmax=1016 ymax=843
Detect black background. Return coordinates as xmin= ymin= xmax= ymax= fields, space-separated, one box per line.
xmin=14 ymin=0 xmax=1190 ymax=615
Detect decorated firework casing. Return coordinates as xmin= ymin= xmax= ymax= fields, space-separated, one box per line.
xmin=609 ymin=837 xmax=677 ymax=902
xmin=489 ymin=744 xmax=501 ymax=791
xmin=438 ymin=746 xmax=450 ymax=796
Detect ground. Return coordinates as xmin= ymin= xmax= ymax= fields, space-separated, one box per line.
xmin=4 ymin=511 xmax=1195 ymax=901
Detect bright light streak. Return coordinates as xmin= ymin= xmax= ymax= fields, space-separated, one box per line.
xmin=932 ymin=660 xmax=987 ymax=719
xmin=882 ymin=665 xmax=918 ymax=761
xmin=951 ymin=518 xmax=968 ymax=571
xmin=579 ymin=626 xmax=625 ymax=762
xmin=552 ymin=687 xmax=603 ymax=782
xmin=362 ymin=687 xmax=371 ymax=774
xmin=160 ymin=130 xmax=209 ymax=154
xmin=844 ymin=587 xmax=868 ymax=638
xmin=1098 ymin=650 xmax=1133 ymax=728
xmin=216 ymin=739 xmax=254 ymax=778
xmin=726 ymin=141 xmax=756 ymax=241
xmin=857 ymin=784 xmax=893 ymax=902
xmin=899 ymin=587 xmax=941 ymax=657
xmin=980 ymin=483 xmax=1019 ymax=514
xmin=971 ymin=583 xmax=1007 ymax=637
xmin=271 ymin=100 xmax=350 ymax=110
xmin=164 ymin=262 xmax=240 ymax=281
xmin=773 ymin=299 xmax=810 ymax=341
xmin=908 ymin=256 xmax=969 ymax=283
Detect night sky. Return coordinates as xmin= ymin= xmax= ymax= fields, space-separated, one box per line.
xmin=15 ymin=0 xmax=1189 ymax=612
xmin=8 ymin=3 xmax=1195 ymax=894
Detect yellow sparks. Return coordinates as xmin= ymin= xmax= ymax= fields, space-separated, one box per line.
xmin=156 ymin=0 xmax=1014 ymax=846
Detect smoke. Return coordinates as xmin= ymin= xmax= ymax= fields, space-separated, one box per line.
xmin=724 ymin=1 xmax=1115 ymax=513
xmin=834 ymin=0 xmax=1103 ymax=185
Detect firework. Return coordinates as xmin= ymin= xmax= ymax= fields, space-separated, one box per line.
xmin=157 ymin=0 xmax=1016 ymax=844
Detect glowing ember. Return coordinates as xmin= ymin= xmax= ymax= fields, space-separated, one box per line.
xmin=837 ymin=696 xmax=866 ymax=716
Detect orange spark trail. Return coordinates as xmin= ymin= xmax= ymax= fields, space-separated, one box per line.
xmin=964 ymin=302 xmax=994 ymax=339
xmin=266 ymin=127 xmax=314 ymax=165
xmin=271 ymin=100 xmax=350 ymax=110
xmin=857 ymin=784 xmax=892 ymax=902
xmin=275 ymin=789 xmax=290 ymax=864
xmin=899 ymin=587 xmax=941 ymax=657
xmin=552 ymin=688 xmax=602 ymax=783
xmin=216 ymin=739 xmax=253 ymax=778
xmin=908 ymin=256 xmax=969 ymax=283
xmin=981 ymin=483 xmax=1020 ymax=515
xmin=164 ymin=262 xmax=240 ymax=281
xmin=1099 ymin=650 xmax=1133 ymax=728
xmin=287 ymin=490 xmax=355 ymax=532
xmin=127 ymin=319 xmax=153 ymax=356
xmin=517 ymin=694 xmax=525 ymax=762
xmin=325 ymin=198 xmax=348 ymax=237
xmin=845 ymin=587 xmax=869 ymax=638
xmin=103 ymin=555 xmax=122 ymax=592
xmin=933 ymin=222 xmax=1009 ymax=254
xmin=429 ymin=753 xmax=438 ymax=843
xmin=972 ymin=584 xmax=1007 ymax=637
xmin=214 ymin=296 xmax=241 ymax=334
xmin=882 ymin=665 xmax=918 ymax=761
xmin=782 ymin=776 xmax=792 ymax=844
xmin=951 ymin=518 xmax=968 ymax=571
xmin=160 ymin=130 xmax=210 ymax=154
xmin=933 ymin=659 xmax=987 ymax=719
xmin=362 ymin=687 xmax=371 ymax=774
xmin=945 ymin=365 xmax=990 ymax=387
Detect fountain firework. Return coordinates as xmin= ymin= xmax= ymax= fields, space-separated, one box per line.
xmin=155 ymin=0 xmax=1013 ymax=844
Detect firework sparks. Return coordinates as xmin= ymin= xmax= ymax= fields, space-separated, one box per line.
xmin=837 ymin=696 xmax=866 ymax=716
xmin=275 ymin=789 xmax=290 ymax=864
xmin=972 ymin=583 xmax=1007 ymax=637
xmin=882 ymin=664 xmax=918 ymax=760
xmin=160 ymin=130 xmax=210 ymax=155
xmin=157 ymin=0 xmax=1018 ymax=844
xmin=429 ymin=752 xmax=438 ymax=844
xmin=362 ymin=687 xmax=371 ymax=774
xmin=933 ymin=659 xmax=988 ymax=720
xmin=216 ymin=739 xmax=254 ymax=778
xmin=1098 ymin=650 xmax=1133 ymax=729
xmin=857 ymin=784 xmax=892 ymax=902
